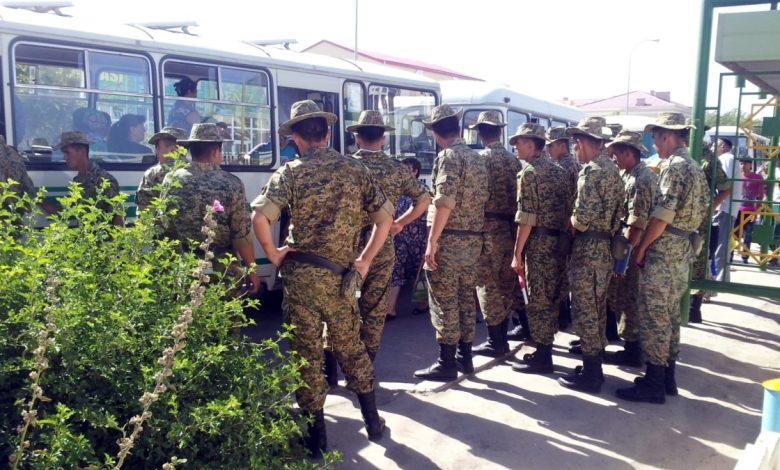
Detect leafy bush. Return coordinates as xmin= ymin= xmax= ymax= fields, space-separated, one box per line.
xmin=0 ymin=181 xmax=336 ymax=469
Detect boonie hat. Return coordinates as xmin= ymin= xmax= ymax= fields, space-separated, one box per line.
xmin=278 ymin=100 xmax=338 ymax=137
xmin=148 ymin=127 xmax=187 ymax=145
xmin=467 ymin=110 xmax=506 ymax=129
xmin=346 ymin=110 xmax=395 ymax=132
xmin=566 ymin=117 xmax=612 ymax=140
xmin=422 ymin=104 xmax=463 ymax=129
xmin=605 ymin=130 xmax=648 ymax=154
xmin=644 ymin=112 xmax=695 ymax=133
xmin=178 ymin=123 xmax=225 ymax=146
xmin=545 ymin=126 xmax=569 ymax=144
xmin=54 ymin=131 xmax=92 ymax=149
xmin=509 ymin=122 xmax=546 ymax=145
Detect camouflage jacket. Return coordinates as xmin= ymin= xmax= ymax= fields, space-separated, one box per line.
xmin=163 ymin=162 xmax=251 ymax=252
xmin=700 ymin=145 xmax=730 ymax=195
xmin=428 ymin=137 xmax=488 ymax=232
xmin=651 ymin=147 xmax=709 ymax=233
xmin=480 ymin=141 xmax=522 ymax=217
xmin=73 ymin=161 xmax=121 ymax=214
xmin=351 ymin=148 xmax=430 ymax=226
xmin=571 ymin=154 xmax=625 ymax=233
xmin=516 ymin=154 xmax=570 ymax=230
xmin=554 ymin=153 xmax=581 ymax=216
xmin=252 ymin=146 xmax=393 ymax=268
xmin=136 ymin=163 xmax=169 ymax=211
xmin=622 ymin=161 xmax=659 ymax=230
xmin=0 ymin=143 xmax=35 ymax=199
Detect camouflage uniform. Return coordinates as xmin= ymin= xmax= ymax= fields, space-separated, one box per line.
xmin=639 ymin=147 xmax=708 ymax=365
xmin=569 ymin=154 xmax=625 ymax=355
xmin=691 ymin=145 xmax=729 ymax=291
xmin=476 ymin=141 xmax=522 ymax=326
xmin=517 ymin=154 xmax=571 ymax=345
xmin=427 ymin=137 xmax=489 ymax=345
xmin=0 ymin=139 xmax=35 ymax=201
xmin=352 ymin=148 xmax=429 ymax=354
xmin=163 ymin=161 xmax=251 ymax=255
xmin=551 ymin=151 xmax=580 ymax=313
xmin=252 ymin=146 xmax=392 ymax=412
xmin=613 ymin=161 xmax=658 ymax=342
xmin=136 ymin=127 xmax=187 ymax=212
xmin=74 ymin=161 xmax=121 ymax=214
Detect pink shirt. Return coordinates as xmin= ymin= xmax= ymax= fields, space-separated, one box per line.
xmin=740 ymin=172 xmax=764 ymax=212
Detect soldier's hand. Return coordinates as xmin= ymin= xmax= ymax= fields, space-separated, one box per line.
xmin=353 ymin=256 xmax=370 ymax=279
xmin=511 ymin=254 xmax=524 ymax=275
xmin=390 ymin=221 xmax=404 ymax=236
xmin=268 ymin=245 xmax=294 ymax=267
xmin=245 ymin=271 xmax=261 ymax=296
xmin=424 ymin=239 xmax=439 ymax=271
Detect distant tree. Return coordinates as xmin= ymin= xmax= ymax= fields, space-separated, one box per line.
xmin=705 ymin=109 xmax=763 ymax=134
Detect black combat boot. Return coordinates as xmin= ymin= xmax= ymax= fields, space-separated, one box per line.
xmin=633 ymin=360 xmax=678 ymax=395
xmin=455 ymin=341 xmax=474 ymax=374
xmin=603 ymin=340 xmax=643 ymax=367
xmin=688 ymin=294 xmax=703 ymax=323
xmin=323 ymin=350 xmax=338 ymax=388
xmin=304 ymin=409 xmax=327 ymax=458
xmin=617 ymin=363 xmax=666 ymax=404
xmin=473 ymin=322 xmax=508 ymax=357
xmin=568 ymin=339 xmax=582 ymax=355
xmin=357 ymin=391 xmax=386 ymax=441
xmin=507 ymin=309 xmax=531 ymax=341
xmin=512 ymin=343 xmax=554 ymax=374
xmin=606 ymin=307 xmax=620 ymax=342
xmin=413 ymin=343 xmax=458 ymax=381
xmin=558 ymin=354 xmax=604 ymax=393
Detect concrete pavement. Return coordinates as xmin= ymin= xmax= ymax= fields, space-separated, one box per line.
xmin=248 ymin=266 xmax=780 ymax=469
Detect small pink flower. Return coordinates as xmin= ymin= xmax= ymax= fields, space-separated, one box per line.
xmin=212 ymin=200 xmax=224 ymax=213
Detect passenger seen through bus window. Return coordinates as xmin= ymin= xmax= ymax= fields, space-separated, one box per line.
xmin=107 ymin=114 xmax=151 ymax=155
xmin=167 ymin=78 xmax=202 ymax=133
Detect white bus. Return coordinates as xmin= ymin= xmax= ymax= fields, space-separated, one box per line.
xmin=0 ymin=3 xmax=440 ymax=291
xmin=440 ymin=80 xmax=584 ymax=152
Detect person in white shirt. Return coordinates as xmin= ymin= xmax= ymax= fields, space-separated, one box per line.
xmin=711 ymin=137 xmax=742 ymax=284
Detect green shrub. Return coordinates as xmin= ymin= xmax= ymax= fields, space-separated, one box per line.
xmin=0 ymin=181 xmax=337 ymax=469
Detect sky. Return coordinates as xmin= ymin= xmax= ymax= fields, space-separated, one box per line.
xmin=68 ymin=0 xmax=775 ymax=117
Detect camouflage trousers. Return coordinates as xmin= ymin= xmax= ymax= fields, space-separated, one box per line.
xmin=638 ymin=236 xmax=692 ymax=366
xmin=426 ymin=232 xmax=482 ymax=345
xmin=281 ymin=261 xmax=373 ymax=412
xmin=358 ymin=242 xmax=395 ymax=354
xmin=476 ymin=220 xmax=516 ymax=326
xmin=612 ymin=262 xmax=641 ymax=342
xmin=525 ymin=234 xmax=566 ymax=345
xmin=569 ymin=238 xmax=613 ymax=355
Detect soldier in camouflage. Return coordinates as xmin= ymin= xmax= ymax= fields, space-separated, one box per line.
xmin=135 ymin=127 xmax=187 ymax=212
xmin=42 ymin=131 xmax=123 ymax=225
xmin=603 ymin=131 xmax=658 ymax=367
xmin=413 ymin=105 xmax=489 ymax=382
xmin=347 ymin=110 xmax=431 ymax=362
xmin=689 ymin=133 xmax=730 ymax=323
xmin=162 ymin=123 xmax=260 ymax=294
xmin=468 ymin=111 xmax=522 ymax=358
xmin=508 ymin=123 xmax=571 ymax=374
xmin=544 ymin=126 xmax=580 ymax=336
xmin=617 ymin=113 xmax=708 ymax=404
xmin=557 ymin=117 xmax=625 ymax=394
xmin=0 ymin=135 xmax=35 ymax=212
xmin=251 ymin=100 xmax=392 ymax=455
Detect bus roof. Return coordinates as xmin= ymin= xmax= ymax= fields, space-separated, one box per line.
xmin=440 ymin=80 xmax=583 ymax=123
xmin=0 ymin=6 xmax=440 ymax=91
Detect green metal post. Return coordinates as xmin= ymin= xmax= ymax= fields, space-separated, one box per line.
xmin=683 ymin=0 xmax=716 ymax=324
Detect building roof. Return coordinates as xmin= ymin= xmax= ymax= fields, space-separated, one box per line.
xmin=302 ymin=39 xmax=482 ymax=81
xmin=573 ymin=90 xmax=690 ymax=111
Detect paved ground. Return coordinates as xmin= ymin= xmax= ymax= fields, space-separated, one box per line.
xmin=247 ymin=266 xmax=780 ymax=469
